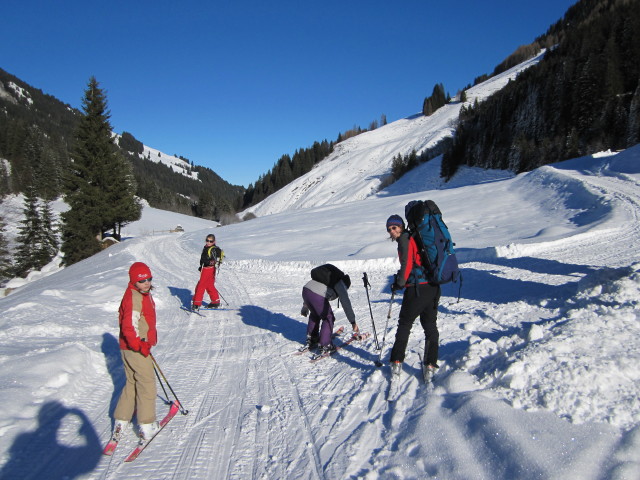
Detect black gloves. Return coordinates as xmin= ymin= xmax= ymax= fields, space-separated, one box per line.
xmin=391 ymin=274 xmax=402 ymax=292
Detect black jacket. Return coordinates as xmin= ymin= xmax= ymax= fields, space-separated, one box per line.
xmin=199 ymin=245 xmax=223 ymax=269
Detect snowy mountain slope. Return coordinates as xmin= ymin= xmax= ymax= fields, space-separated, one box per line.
xmin=113 ymin=133 xmax=200 ymax=182
xmin=139 ymin=144 xmax=199 ymax=182
xmin=245 ymin=52 xmax=546 ymax=218
xmin=1 ymin=145 xmax=640 ymax=479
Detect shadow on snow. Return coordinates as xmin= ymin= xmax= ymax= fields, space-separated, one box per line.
xmin=0 ymin=401 xmax=101 ymax=480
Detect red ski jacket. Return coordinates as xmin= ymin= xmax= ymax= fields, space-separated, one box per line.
xmin=118 ymin=283 xmax=157 ymax=351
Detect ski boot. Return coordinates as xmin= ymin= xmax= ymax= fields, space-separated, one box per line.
xmin=138 ymin=421 xmax=160 ymax=445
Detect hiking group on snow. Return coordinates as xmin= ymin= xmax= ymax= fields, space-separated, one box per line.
xmin=104 ymin=199 xmax=460 ymax=458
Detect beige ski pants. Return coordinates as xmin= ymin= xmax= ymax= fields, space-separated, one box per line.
xmin=113 ymin=349 xmax=156 ymax=424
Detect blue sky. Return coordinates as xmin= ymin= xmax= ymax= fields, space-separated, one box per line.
xmin=2 ymin=0 xmax=577 ymax=187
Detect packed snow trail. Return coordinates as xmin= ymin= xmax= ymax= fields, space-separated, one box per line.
xmin=2 ymin=149 xmax=640 ymax=479
xmin=92 ymin=257 xmax=624 ymax=480
xmin=96 ymin=152 xmax=640 ymax=479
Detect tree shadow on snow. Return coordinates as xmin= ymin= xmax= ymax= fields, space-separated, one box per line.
xmin=167 ymin=286 xmax=194 ymax=310
xmin=0 ymin=401 xmax=101 ymax=480
xmin=101 ymin=333 xmax=124 ymax=420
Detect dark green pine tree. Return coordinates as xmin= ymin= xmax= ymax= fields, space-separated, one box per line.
xmin=102 ymin=153 xmax=141 ymax=239
xmin=197 ymin=190 xmax=216 ymax=220
xmin=0 ymin=216 xmax=12 ymax=281
xmin=34 ymin=199 xmax=59 ymax=268
xmin=61 ymin=77 xmax=122 ymax=265
xmin=13 ymin=186 xmax=42 ymax=277
xmin=431 ymin=83 xmax=446 ymax=110
xmin=627 ymin=80 xmax=640 ymax=146
xmin=0 ymin=160 xmax=9 ymax=197
xmin=422 ymin=97 xmax=433 ymax=116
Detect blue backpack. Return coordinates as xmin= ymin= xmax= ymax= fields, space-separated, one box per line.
xmin=405 ymin=200 xmax=461 ymax=286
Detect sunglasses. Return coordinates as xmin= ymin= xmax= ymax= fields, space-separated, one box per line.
xmin=137 ymin=278 xmax=153 ymax=283
xmin=206 ymin=239 xmax=215 ymax=243
xmin=387 ymin=226 xmax=400 ymax=233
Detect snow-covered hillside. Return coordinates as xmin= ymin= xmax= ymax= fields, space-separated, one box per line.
xmin=0 ymin=197 xmax=218 ymax=293
xmin=1 ymin=142 xmax=640 ymax=479
xmin=244 ymin=52 xmax=545 ymax=217
xmin=114 ymin=134 xmax=200 ymax=182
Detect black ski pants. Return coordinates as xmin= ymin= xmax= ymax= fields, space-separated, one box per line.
xmin=390 ymin=282 xmax=441 ymax=366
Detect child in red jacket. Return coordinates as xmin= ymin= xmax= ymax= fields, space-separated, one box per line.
xmin=110 ymin=262 xmax=159 ymax=444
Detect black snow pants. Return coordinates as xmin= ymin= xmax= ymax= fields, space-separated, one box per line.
xmin=389 ymin=282 xmax=441 ymax=365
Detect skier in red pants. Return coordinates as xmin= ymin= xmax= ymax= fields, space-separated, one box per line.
xmin=192 ymin=234 xmax=224 ymax=310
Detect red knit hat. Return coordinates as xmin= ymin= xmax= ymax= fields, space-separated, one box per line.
xmin=129 ymin=262 xmax=152 ymax=283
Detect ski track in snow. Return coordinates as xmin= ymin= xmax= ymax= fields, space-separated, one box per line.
xmin=94 ymin=224 xmax=634 ymax=480
xmin=3 ymin=154 xmax=640 ymax=476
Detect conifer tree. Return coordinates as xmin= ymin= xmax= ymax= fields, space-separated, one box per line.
xmin=0 ymin=160 xmax=9 ymax=197
xmin=423 ymin=97 xmax=433 ymax=116
xmin=432 ymin=83 xmax=446 ymax=109
xmin=102 ymin=153 xmax=141 ymax=239
xmin=13 ymin=186 xmax=42 ymax=277
xmin=61 ymin=77 xmax=137 ymax=263
xmin=627 ymin=80 xmax=640 ymax=146
xmin=0 ymin=216 xmax=11 ymax=281
xmin=61 ymin=77 xmax=108 ymax=264
xmin=35 ymin=199 xmax=59 ymax=267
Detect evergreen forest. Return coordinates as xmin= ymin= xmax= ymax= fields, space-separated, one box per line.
xmin=440 ymin=0 xmax=640 ymax=179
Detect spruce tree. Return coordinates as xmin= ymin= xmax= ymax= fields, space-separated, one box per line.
xmin=0 ymin=216 xmax=11 ymax=281
xmin=13 ymin=186 xmax=42 ymax=277
xmin=432 ymin=83 xmax=446 ymax=110
xmin=627 ymin=80 xmax=640 ymax=146
xmin=0 ymin=160 xmax=9 ymax=197
xmin=102 ymin=153 xmax=141 ymax=239
xmin=35 ymin=199 xmax=59 ymax=268
xmin=61 ymin=77 xmax=133 ymax=264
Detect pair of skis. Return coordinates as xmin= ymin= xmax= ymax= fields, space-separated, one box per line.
xmin=181 ymin=305 xmax=226 ymax=316
xmin=293 ymin=327 xmax=345 ymax=355
xmin=309 ymin=332 xmax=371 ymax=362
xmin=103 ymin=354 xmax=188 ymax=462
xmin=386 ymin=356 xmax=437 ymax=402
xmin=102 ymin=400 xmax=180 ymax=461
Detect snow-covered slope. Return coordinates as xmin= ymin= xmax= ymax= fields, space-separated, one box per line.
xmin=245 ymin=52 xmax=545 ymax=217
xmin=1 ymin=145 xmax=640 ymax=479
xmin=114 ymin=134 xmax=200 ymax=182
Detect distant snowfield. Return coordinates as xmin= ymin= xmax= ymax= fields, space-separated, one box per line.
xmin=1 ymin=141 xmax=640 ymax=479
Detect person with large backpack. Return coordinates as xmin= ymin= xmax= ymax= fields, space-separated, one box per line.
xmin=300 ymin=263 xmax=360 ymax=355
xmin=386 ymin=212 xmax=441 ymax=379
xmin=192 ymin=234 xmax=225 ymax=310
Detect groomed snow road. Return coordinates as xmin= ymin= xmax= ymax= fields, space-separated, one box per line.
xmin=2 ymin=149 xmax=640 ymax=480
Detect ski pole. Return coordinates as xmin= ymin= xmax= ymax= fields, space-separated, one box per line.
xmin=362 ymin=273 xmax=382 ymax=368
xmin=217 ymin=289 xmax=230 ymax=306
xmin=376 ymin=291 xmax=395 ymax=367
xmin=362 ymin=272 xmax=380 ymax=349
xmin=215 ymin=262 xmax=229 ymax=306
xmin=153 ymin=366 xmax=173 ymax=405
xmin=150 ymin=354 xmax=189 ymax=415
